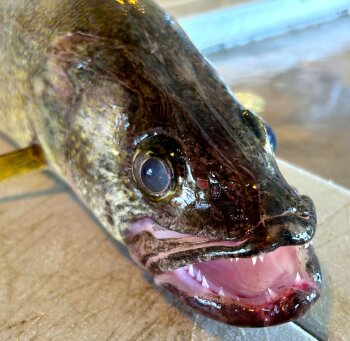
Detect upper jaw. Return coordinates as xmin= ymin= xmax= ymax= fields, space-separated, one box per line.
xmin=126 ymin=217 xmax=248 ymax=274
xmin=126 ymin=200 xmax=317 ymax=275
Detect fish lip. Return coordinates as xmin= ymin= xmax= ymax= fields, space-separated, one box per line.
xmin=157 ymin=279 xmax=320 ymax=327
xmin=154 ymin=245 xmax=321 ymax=327
xmin=127 ymin=221 xmax=248 ymax=275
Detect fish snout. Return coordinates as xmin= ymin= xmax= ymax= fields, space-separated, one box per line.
xmin=289 ymin=194 xmax=317 ymax=242
xmin=261 ymin=189 xmax=317 ymax=249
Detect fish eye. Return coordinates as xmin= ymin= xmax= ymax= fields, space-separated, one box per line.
xmin=133 ymin=153 xmax=174 ymax=197
xmin=132 ymin=134 xmax=183 ymax=199
xmin=140 ymin=157 xmax=171 ymax=193
xmin=241 ymin=110 xmax=264 ymax=141
xmin=241 ymin=110 xmax=277 ymax=152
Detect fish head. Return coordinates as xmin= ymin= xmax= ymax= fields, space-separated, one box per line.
xmin=35 ymin=0 xmax=321 ymax=327
xmin=124 ymin=89 xmax=321 ymax=327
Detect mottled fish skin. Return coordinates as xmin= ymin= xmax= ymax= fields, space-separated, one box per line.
xmin=0 ymin=0 xmax=321 ymax=327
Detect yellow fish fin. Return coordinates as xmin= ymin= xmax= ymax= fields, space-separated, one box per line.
xmin=0 ymin=145 xmax=46 ymax=181
xmin=235 ymin=91 xmax=266 ymax=114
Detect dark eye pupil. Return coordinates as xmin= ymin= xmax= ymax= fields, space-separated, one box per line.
xmin=140 ymin=157 xmax=170 ymax=193
xmin=242 ymin=110 xmax=263 ymax=140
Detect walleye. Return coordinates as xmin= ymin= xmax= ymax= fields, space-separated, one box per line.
xmin=0 ymin=0 xmax=321 ymax=327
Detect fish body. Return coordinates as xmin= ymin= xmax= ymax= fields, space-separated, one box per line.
xmin=0 ymin=0 xmax=321 ymax=327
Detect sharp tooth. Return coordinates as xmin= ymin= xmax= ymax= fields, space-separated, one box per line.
xmin=296 ymin=272 xmax=302 ymax=282
xmin=202 ymin=276 xmax=209 ymax=288
xmin=252 ymin=256 xmax=257 ymax=266
xmin=267 ymin=288 xmax=278 ymax=300
xmin=235 ymin=258 xmax=239 ymax=262
xmin=230 ymin=258 xmax=234 ymax=262
xmin=196 ymin=270 xmax=202 ymax=282
xmin=219 ymin=287 xmax=225 ymax=296
xmin=259 ymin=254 xmax=265 ymax=262
xmin=188 ymin=264 xmax=194 ymax=277
xmin=305 ymin=242 xmax=310 ymax=249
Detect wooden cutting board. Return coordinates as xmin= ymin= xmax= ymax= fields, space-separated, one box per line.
xmin=0 ymin=136 xmax=349 ymax=340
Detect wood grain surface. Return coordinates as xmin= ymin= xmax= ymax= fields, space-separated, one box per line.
xmin=1 ymin=135 xmax=350 ymax=340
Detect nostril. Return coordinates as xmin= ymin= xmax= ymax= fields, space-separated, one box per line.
xmin=300 ymin=211 xmax=310 ymax=219
xmin=298 ymin=195 xmax=316 ymax=221
xmin=288 ymin=206 xmax=311 ymax=221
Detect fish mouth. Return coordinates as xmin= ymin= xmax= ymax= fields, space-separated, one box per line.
xmin=127 ymin=215 xmax=321 ymax=327
xmin=155 ymin=244 xmax=321 ymax=327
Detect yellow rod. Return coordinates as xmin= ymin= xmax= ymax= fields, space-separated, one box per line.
xmin=0 ymin=145 xmax=47 ymax=181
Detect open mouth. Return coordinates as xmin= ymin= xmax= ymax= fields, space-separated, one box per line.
xmin=128 ymin=218 xmax=321 ymax=327
xmin=155 ymin=244 xmax=320 ymax=327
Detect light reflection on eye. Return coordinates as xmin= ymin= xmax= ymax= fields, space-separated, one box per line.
xmin=140 ymin=157 xmax=171 ymax=194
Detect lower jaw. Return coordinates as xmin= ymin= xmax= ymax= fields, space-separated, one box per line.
xmin=158 ymin=280 xmax=319 ymax=327
xmin=154 ymin=245 xmax=321 ymax=327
